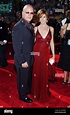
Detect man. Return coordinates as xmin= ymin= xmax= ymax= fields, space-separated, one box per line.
xmin=12 ymin=4 xmax=34 ymax=103
xmin=0 ymin=14 xmax=8 ymax=67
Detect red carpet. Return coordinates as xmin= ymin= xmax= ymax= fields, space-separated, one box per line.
xmin=0 ymin=43 xmax=70 ymax=113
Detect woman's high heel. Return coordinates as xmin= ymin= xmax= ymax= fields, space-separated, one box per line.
xmin=62 ymin=81 xmax=66 ymax=84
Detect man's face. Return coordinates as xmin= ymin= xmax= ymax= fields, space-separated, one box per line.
xmin=22 ymin=6 xmax=34 ymax=23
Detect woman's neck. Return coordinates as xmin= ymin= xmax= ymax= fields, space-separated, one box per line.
xmin=39 ymin=23 xmax=48 ymax=28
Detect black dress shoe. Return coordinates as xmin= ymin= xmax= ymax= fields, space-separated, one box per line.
xmin=19 ymin=96 xmax=33 ymax=103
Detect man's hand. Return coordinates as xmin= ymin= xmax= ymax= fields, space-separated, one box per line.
xmin=22 ymin=62 xmax=28 ymax=68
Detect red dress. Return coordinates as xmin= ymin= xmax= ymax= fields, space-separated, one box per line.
xmin=31 ymin=28 xmax=52 ymax=103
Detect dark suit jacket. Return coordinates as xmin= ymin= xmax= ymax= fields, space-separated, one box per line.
xmin=12 ymin=18 xmax=34 ymax=68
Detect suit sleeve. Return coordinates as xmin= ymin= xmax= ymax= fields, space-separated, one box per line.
xmin=12 ymin=26 xmax=26 ymax=65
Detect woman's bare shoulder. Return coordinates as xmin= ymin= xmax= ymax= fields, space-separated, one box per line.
xmin=49 ymin=26 xmax=54 ymax=32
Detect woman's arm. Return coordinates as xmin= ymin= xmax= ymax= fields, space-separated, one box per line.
xmin=60 ymin=24 xmax=68 ymax=38
xmin=50 ymin=26 xmax=55 ymax=59
xmin=60 ymin=26 xmax=64 ymax=38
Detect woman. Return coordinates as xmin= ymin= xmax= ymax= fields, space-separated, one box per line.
xmin=31 ymin=8 xmax=55 ymax=103
xmin=58 ymin=10 xmax=70 ymax=86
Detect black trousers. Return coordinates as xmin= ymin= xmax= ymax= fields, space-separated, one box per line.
xmin=0 ymin=44 xmax=8 ymax=67
xmin=16 ymin=66 xmax=32 ymax=99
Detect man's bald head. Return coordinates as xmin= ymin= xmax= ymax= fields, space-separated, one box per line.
xmin=22 ymin=4 xmax=34 ymax=12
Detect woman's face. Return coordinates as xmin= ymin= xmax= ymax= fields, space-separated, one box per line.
xmin=39 ymin=14 xmax=47 ymax=24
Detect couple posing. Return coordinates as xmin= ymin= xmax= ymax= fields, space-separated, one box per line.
xmin=12 ymin=4 xmax=55 ymax=103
